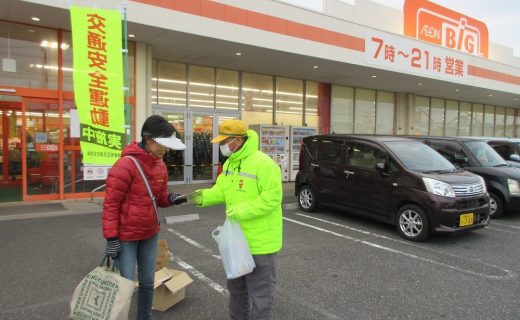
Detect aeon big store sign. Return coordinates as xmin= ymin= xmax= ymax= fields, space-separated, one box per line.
xmin=404 ymin=0 xmax=489 ymax=58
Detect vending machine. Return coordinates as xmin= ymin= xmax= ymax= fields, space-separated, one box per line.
xmin=250 ymin=124 xmax=290 ymax=182
xmin=289 ymin=126 xmax=317 ymax=181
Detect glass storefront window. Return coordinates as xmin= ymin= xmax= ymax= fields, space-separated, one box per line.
xmin=471 ymin=104 xmax=484 ymax=136
xmin=25 ymin=101 xmax=60 ymax=195
xmin=127 ymin=41 xmax=136 ymax=97
xmin=415 ymin=96 xmax=430 ymax=135
xmin=189 ymin=65 xmax=215 ymax=109
xmin=459 ymin=102 xmax=471 ymax=136
xmin=505 ymin=108 xmax=515 ymax=137
xmin=331 ymin=85 xmax=354 ymax=133
xmin=483 ymin=105 xmax=495 ymax=136
xmin=62 ymin=31 xmax=73 ymax=92
xmin=151 ymin=59 xmax=158 ymax=104
xmin=0 ymin=21 xmax=58 ymax=89
xmin=156 ymin=62 xmax=186 ymax=107
xmin=516 ymin=113 xmax=520 ymax=138
xmin=354 ymin=88 xmax=375 ymax=134
xmin=275 ymin=77 xmax=303 ymax=126
xmin=305 ymin=81 xmax=319 ymax=128
xmin=445 ymin=100 xmax=458 ymax=136
xmin=216 ymin=69 xmax=239 ymax=110
xmin=376 ymin=91 xmax=394 ymax=135
xmin=241 ymin=72 xmax=273 ymax=125
xmin=430 ymin=98 xmax=444 ymax=136
xmin=495 ymin=106 xmax=505 ymax=137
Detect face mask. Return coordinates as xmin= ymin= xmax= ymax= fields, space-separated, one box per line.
xmin=219 ymin=138 xmax=236 ymax=157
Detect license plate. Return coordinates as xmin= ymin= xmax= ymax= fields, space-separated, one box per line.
xmin=459 ymin=213 xmax=474 ymax=227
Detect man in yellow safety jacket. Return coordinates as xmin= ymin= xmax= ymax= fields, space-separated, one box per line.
xmin=192 ymin=119 xmax=283 ymax=320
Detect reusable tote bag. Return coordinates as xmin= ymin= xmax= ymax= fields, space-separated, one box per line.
xmin=70 ymin=257 xmax=135 ymax=320
xmin=212 ymin=219 xmax=256 ymax=279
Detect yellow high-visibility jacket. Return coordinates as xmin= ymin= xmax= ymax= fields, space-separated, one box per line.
xmin=199 ymin=130 xmax=283 ymax=255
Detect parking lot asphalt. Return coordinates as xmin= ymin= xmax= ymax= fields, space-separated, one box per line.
xmin=1 ymin=183 xmax=520 ymax=319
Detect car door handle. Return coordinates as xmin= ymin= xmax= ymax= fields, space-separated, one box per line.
xmin=311 ymin=163 xmax=319 ymax=167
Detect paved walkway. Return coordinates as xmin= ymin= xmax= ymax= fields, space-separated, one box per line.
xmin=0 ymin=182 xmax=297 ymax=222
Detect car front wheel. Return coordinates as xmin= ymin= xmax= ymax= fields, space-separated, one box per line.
xmin=489 ymin=192 xmax=504 ymax=218
xmin=297 ymin=185 xmax=317 ymax=212
xmin=396 ymin=204 xmax=429 ymax=242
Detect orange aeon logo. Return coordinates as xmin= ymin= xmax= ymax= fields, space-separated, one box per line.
xmin=404 ymin=0 xmax=488 ymax=58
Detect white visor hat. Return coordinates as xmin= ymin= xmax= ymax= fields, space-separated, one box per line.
xmin=153 ymin=135 xmax=186 ymax=150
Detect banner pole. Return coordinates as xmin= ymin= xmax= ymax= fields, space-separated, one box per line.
xmin=122 ymin=7 xmax=131 ymax=145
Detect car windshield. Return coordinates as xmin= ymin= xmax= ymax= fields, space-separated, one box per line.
xmin=464 ymin=141 xmax=509 ymax=167
xmin=385 ymin=141 xmax=456 ymax=172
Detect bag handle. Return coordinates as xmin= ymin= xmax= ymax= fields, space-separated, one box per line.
xmin=125 ymin=155 xmax=160 ymax=225
xmin=100 ymin=256 xmax=121 ymax=273
xmin=211 ymin=226 xmax=223 ymax=242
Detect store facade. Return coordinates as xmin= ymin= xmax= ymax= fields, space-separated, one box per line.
xmin=0 ymin=0 xmax=519 ymax=202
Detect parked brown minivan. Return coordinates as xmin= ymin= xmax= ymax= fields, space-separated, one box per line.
xmin=295 ymin=135 xmax=490 ymax=241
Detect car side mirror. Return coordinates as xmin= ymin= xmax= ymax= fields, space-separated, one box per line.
xmin=375 ymin=162 xmax=385 ymax=172
xmin=510 ymin=154 xmax=520 ymax=162
xmin=453 ymin=154 xmax=469 ymax=167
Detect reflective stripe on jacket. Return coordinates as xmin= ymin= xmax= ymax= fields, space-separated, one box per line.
xmin=200 ymin=130 xmax=283 ymax=254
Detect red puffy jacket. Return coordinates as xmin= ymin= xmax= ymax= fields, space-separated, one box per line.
xmin=102 ymin=142 xmax=172 ymax=241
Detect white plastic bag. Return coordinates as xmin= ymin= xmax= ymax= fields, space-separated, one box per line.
xmin=212 ymin=219 xmax=256 ymax=279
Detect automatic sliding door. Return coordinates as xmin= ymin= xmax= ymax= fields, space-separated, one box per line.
xmin=159 ymin=111 xmax=186 ymax=183
xmin=155 ymin=108 xmax=239 ymax=184
xmin=192 ymin=114 xmax=213 ymax=182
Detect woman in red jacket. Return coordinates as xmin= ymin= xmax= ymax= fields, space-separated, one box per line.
xmin=102 ymin=115 xmax=186 ymax=320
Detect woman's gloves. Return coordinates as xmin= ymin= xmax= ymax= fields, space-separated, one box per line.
xmin=105 ymin=238 xmax=121 ymax=258
xmin=169 ymin=192 xmax=187 ymax=205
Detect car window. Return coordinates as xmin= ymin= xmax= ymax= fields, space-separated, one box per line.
xmin=305 ymin=138 xmax=319 ymax=158
xmin=386 ymin=141 xmax=456 ymax=172
xmin=425 ymin=140 xmax=468 ymax=165
xmin=491 ymin=144 xmax=512 ymax=159
xmin=316 ymin=139 xmax=342 ymax=163
xmin=345 ymin=143 xmax=385 ymax=170
xmin=388 ymin=159 xmax=399 ymax=172
xmin=464 ymin=141 xmax=508 ymax=167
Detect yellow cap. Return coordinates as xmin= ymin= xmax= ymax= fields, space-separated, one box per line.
xmin=211 ymin=119 xmax=248 ymax=143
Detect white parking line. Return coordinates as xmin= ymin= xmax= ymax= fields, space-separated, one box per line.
xmin=295 ymin=212 xmax=518 ymax=276
xmin=284 ymin=216 xmax=515 ymax=280
xmin=167 ymin=228 xmax=221 ymax=259
xmin=170 ymin=254 xmax=229 ymax=297
xmin=490 ymin=221 xmax=520 ymax=229
xmin=486 ymin=226 xmax=520 ymax=235
xmin=166 ymin=228 xmax=228 ymax=296
xmin=168 ymin=229 xmax=343 ymax=320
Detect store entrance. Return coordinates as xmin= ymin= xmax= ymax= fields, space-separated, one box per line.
xmin=0 ymin=101 xmax=23 ymax=201
xmin=153 ymin=107 xmax=238 ymax=184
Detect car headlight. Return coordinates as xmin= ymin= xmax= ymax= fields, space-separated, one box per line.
xmin=422 ymin=177 xmax=456 ymax=197
xmin=477 ymin=175 xmax=487 ymax=193
xmin=507 ymin=179 xmax=520 ymax=195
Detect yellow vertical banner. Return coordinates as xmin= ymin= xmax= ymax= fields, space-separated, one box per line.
xmin=71 ymin=6 xmax=125 ymax=165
